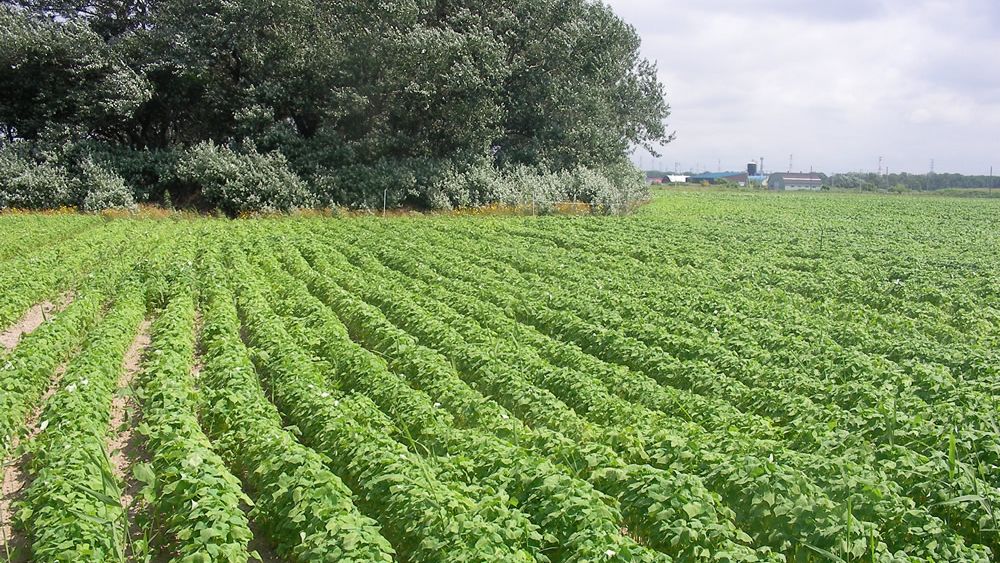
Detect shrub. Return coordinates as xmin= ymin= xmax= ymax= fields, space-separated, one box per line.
xmin=314 ymin=161 xmax=412 ymax=211
xmin=0 ymin=148 xmax=75 ymax=210
xmin=79 ymin=159 xmax=136 ymax=212
xmin=598 ymin=158 xmax=651 ymax=213
xmin=312 ymin=157 xmax=467 ymax=211
xmin=423 ymin=161 xmax=481 ymax=210
xmin=66 ymin=142 xmax=182 ymax=203
xmin=1 ymin=138 xmax=649 ymax=214
xmin=177 ymin=142 xmax=312 ymax=215
xmin=458 ymin=161 xmax=649 ymax=214
xmin=572 ymin=166 xmax=618 ymax=212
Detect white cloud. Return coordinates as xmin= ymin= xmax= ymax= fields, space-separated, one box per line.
xmin=608 ymin=0 xmax=1000 ymax=174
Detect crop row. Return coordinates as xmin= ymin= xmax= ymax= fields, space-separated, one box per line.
xmin=351 ymin=220 xmax=998 ymax=553
xmin=465 ymin=220 xmax=1000 ymax=467
xmin=0 ymin=289 xmax=104 ymax=459
xmin=420 ymin=222 xmax=1000 ymax=544
xmin=195 ymin=243 xmax=395 ymax=562
xmin=0 ymin=219 xmax=137 ymax=329
xmin=223 ymin=244 xmax=549 ymax=562
xmin=282 ymin=231 xmax=895 ymax=560
xmin=477 ymin=220 xmax=999 ymax=513
xmin=20 ymin=281 xmax=147 ymax=560
xmin=250 ymin=239 xmax=708 ymax=561
xmin=289 ymin=220 xmax=993 ymax=560
xmin=488 ymin=218 xmax=998 ymax=405
xmin=0 ymin=222 xmax=174 ymax=458
xmin=0 ymin=215 xmax=101 ymax=263
xmin=574 ymin=214 xmax=995 ymax=347
xmin=133 ymin=234 xmax=255 ymax=562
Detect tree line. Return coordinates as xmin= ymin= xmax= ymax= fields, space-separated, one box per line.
xmin=827 ymin=173 xmax=998 ymax=193
xmin=0 ymin=0 xmax=671 ymax=213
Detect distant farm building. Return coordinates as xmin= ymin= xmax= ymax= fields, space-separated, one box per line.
xmin=746 ymin=162 xmax=767 ymax=186
xmin=688 ymin=172 xmax=748 ymax=186
xmin=768 ymin=173 xmax=823 ymax=191
xmin=647 ymin=174 xmax=690 ymax=185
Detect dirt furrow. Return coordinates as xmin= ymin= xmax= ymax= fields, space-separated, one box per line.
xmin=108 ymin=320 xmax=152 ymax=561
xmin=247 ymin=520 xmax=282 ymax=563
xmin=0 ymin=293 xmax=75 ymax=353
xmin=0 ymin=361 xmax=70 ymax=562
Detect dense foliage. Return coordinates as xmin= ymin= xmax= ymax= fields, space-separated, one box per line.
xmin=0 ymin=0 xmax=669 ymax=213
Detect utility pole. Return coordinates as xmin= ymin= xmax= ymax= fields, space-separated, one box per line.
xmin=789 ymin=154 xmax=794 ymax=173
xmin=990 ymin=166 xmax=993 ymax=196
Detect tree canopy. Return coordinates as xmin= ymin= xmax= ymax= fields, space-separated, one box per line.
xmin=0 ymin=0 xmax=671 ymax=212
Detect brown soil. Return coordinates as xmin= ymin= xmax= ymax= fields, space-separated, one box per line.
xmin=0 ymin=360 xmax=70 ymax=562
xmin=108 ymin=320 xmax=152 ymax=561
xmin=246 ymin=514 xmax=282 ymax=563
xmin=191 ymin=311 xmax=205 ymax=385
xmin=0 ymin=293 xmax=74 ymax=353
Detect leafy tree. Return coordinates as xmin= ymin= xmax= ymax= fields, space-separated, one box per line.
xmin=0 ymin=0 xmax=671 ymax=212
xmin=0 ymin=6 xmax=150 ymax=143
xmin=472 ymin=0 xmax=672 ymax=170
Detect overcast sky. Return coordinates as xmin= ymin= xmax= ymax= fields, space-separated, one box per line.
xmin=606 ymin=0 xmax=1000 ymax=175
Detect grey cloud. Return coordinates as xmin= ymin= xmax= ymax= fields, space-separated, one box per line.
xmin=607 ymin=0 xmax=1000 ymax=173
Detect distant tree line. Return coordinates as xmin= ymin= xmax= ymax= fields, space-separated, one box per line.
xmin=827 ymin=173 xmax=998 ymax=193
xmin=0 ymin=0 xmax=671 ymax=214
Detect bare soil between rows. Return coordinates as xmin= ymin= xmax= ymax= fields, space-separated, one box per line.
xmin=0 ymin=293 xmax=74 ymax=353
xmin=0 ymin=359 xmax=71 ymax=562
xmin=109 ymin=320 xmax=152 ymax=561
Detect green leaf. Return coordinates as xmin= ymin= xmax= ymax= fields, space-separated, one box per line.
xmin=682 ymin=502 xmax=704 ymax=518
xmin=132 ymin=462 xmax=156 ymax=485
